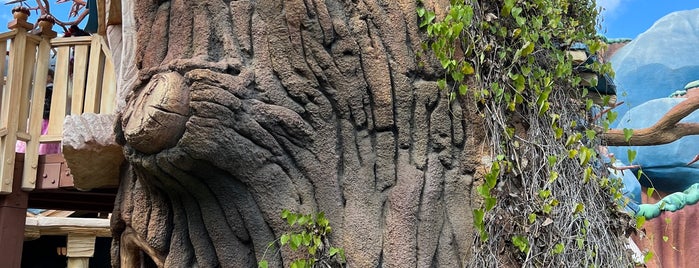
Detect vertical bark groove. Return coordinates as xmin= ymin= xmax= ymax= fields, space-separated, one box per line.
xmin=115 ymin=0 xmax=476 ymax=267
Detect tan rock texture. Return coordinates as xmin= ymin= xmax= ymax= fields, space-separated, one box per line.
xmin=111 ymin=0 xmax=483 ymax=267
xmin=62 ymin=113 xmax=123 ymax=190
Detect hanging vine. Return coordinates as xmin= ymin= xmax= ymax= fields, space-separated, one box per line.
xmin=418 ymin=0 xmax=635 ymax=266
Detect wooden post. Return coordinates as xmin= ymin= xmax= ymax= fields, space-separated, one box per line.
xmin=20 ymin=32 xmax=49 ymax=191
xmin=0 ymin=156 xmax=28 ymax=268
xmin=84 ymin=36 xmax=105 ymax=113
xmin=1 ymin=7 xmax=33 ymax=194
xmin=67 ymin=234 xmax=96 ymax=268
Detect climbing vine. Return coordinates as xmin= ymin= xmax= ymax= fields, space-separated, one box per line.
xmin=418 ymin=0 xmax=634 ymax=266
xmin=258 ymin=210 xmax=346 ymax=268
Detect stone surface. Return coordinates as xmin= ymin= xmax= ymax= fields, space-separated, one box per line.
xmin=63 ymin=113 xmax=123 ymax=190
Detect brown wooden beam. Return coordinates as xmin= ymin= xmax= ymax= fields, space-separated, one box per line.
xmin=0 ymin=163 xmax=28 ymax=268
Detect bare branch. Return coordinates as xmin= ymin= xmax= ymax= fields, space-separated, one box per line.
xmin=602 ymin=95 xmax=699 ymax=146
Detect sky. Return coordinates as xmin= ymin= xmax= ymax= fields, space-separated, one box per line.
xmin=596 ymin=0 xmax=699 ymax=39
xmin=0 ymin=1 xmax=83 ymax=34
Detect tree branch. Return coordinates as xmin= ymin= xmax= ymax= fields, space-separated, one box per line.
xmin=602 ymin=95 xmax=699 ymax=146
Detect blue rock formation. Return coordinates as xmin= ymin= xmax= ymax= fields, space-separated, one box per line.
xmin=610 ymin=8 xmax=699 ymax=124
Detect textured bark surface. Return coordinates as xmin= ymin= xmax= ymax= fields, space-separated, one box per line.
xmin=112 ymin=0 xmax=484 ymax=267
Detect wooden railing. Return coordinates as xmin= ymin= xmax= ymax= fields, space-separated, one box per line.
xmin=0 ymin=21 xmax=115 ymax=194
xmin=44 ymin=35 xmax=116 ymax=143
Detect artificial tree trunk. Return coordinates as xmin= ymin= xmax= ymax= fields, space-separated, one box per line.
xmin=111 ymin=0 xmax=483 ymax=266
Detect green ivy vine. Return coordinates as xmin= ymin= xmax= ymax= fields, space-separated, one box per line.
xmin=258 ymin=210 xmax=346 ymax=268
xmin=418 ymin=0 xmax=634 ymax=266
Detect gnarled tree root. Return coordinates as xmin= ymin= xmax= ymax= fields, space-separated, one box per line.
xmin=120 ymin=227 xmax=165 ymax=268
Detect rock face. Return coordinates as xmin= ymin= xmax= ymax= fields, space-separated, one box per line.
xmin=610 ymin=8 xmax=699 ymax=122
xmin=110 ymin=0 xmax=480 ymax=267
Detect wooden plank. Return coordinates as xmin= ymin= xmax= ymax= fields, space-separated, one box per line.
xmin=50 ymin=36 xmax=92 ymax=46
xmin=0 ymin=30 xmax=17 ymax=42
xmin=15 ymin=132 xmax=30 ymax=141
xmin=0 ymin=39 xmax=7 ymax=117
xmin=68 ymin=257 xmax=90 ymax=268
xmin=83 ymin=37 xmax=105 ymax=113
xmin=39 ymin=135 xmax=62 ymax=143
xmin=16 ymin=38 xmax=37 ymax=137
xmin=100 ymin=56 xmax=116 ymax=113
xmin=67 ymin=233 xmax=96 ymax=257
xmin=22 ymin=37 xmax=51 ymax=191
xmin=71 ymin=45 xmax=90 ymax=114
xmin=25 ymin=217 xmax=110 ymax=228
xmin=108 ymin=0 xmax=122 ymax=25
xmin=47 ymin=46 xmax=70 ymax=138
xmin=0 ymin=127 xmax=7 ymax=137
xmin=0 ymin=29 xmax=28 ymax=194
xmin=97 ymin=0 xmax=107 ymax=35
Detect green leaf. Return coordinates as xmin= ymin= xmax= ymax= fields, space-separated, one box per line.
xmin=462 ymin=62 xmax=475 ymax=75
xmin=485 ymin=197 xmax=496 ymax=211
xmin=573 ymin=203 xmax=584 ymax=214
xmin=420 ymin=11 xmax=436 ymax=28
xmin=281 ymin=209 xmax=290 ymax=219
xmin=329 ymin=247 xmax=340 ymax=257
xmin=528 ymin=213 xmax=536 ymax=224
xmin=646 ymin=187 xmax=655 ymax=198
xmin=627 ymin=149 xmax=637 ymax=164
xmin=548 ymin=171 xmax=559 ymax=183
xmin=502 ymin=0 xmax=515 ymax=16
xmin=287 ymin=213 xmax=298 ymax=226
xmin=547 ymin=155 xmax=557 ymax=167
xmin=258 ymin=260 xmax=269 ymax=268
xmin=510 ymin=73 xmax=525 ymax=92
xmin=623 ymin=128 xmax=633 ymax=142
xmin=290 ymin=234 xmax=302 ymax=250
xmin=280 ymin=234 xmax=290 ymax=245
xmin=518 ymin=41 xmax=535 ymax=58
xmin=663 ymin=236 xmax=669 ymax=242
xmin=417 ymin=7 xmax=425 ymax=18
xmin=552 ymin=243 xmax=565 ymax=254
xmin=636 ymin=216 xmax=646 ymax=229
xmin=302 ymin=231 xmax=312 ymax=246
xmin=458 ymin=84 xmax=468 ymax=95
xmin=438 ymin=79 xmax=447 ymax=90
xmin=290 ymin=259 xmax=307 ymax=268
xmin=512 ymin=235 xmax=530 ymax=253
xmin=473 ymin=209 xmax=485 ymax=228
xmin=644 ymin=251 xmax=654 ymax=263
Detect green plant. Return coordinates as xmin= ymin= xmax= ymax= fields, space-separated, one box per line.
xmin=418 ymin=0 xmax=634 ymax=266
xmin=258 ymin=210 xmax=345 ymax=268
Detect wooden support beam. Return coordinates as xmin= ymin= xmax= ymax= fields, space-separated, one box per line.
xmin=22 ymin=35 xmax=52 ymax=191
xmin=67 ymin=233 xmax=96 ymax=268
xmin=1 ymin=27 xmax=28 ymax=194
xmin=0 ymin=161 xmax=28 ymax=268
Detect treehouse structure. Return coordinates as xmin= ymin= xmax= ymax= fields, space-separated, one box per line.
xmin=0 ymin=7 xmax=121 ymax=268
